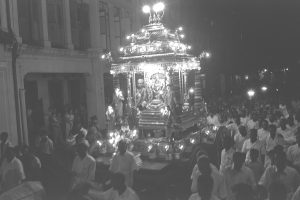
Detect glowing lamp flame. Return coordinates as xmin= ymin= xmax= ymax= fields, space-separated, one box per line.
xmin=132 ymin=130 xmax=138 ymax=137
xmin=164 ymin=145 xmax=170 ymax=151
xmin=261 ymin=86 xmax=268 ymax=92
xmin=119 ymin=47 xmax=124 ymax=52
xmin=189 ymin=88 xmax=194 ymax=94
xmin=108 ymin=106 xmax=114 ymax=115
xmin=109 ymin=139 xmax=114 ymax=144
xmin=147 ymin=145 xmax=153 ymax=152
xmin=179 ymin=144 xmax=184 ymax=150
xmin=153 ymin=2 xmax=165 ymax=12
xmin=180 ymin=34 xmax=185 ymax=39
xmin=247 ymin=89 xmax=255 ymax=98
xmin=97 ymin=140 xmax=102 ymax=146
xmin=142 ymin=5 xmax=151 ymax=13
xmin=101 ymin=54 xmax=105 ymax=59
xmin=190 ymin=138 xmax=195 ymax=144
xmin=178 ymin=27 xmax=183 ymax=31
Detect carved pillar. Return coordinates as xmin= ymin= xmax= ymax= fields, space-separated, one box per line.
xmin=127 ymin=73 xmax=132 ymax=105
xmin=194 ymin=70 xmax=202 ymax=112
xmin=113 ymin=74 xmax=120 ymax=90
xmin=171 ymin=71 xmax=180 ymax=104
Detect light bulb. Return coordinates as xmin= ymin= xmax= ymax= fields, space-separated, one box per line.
xmin=142 ymin=5 xmax=151 ymax=13
xmin=247 ymin=89 xmax=255 ymax=97
xmin=153 ymin=2 xmax=165 ymax=12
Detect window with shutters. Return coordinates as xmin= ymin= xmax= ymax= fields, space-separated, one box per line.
xmin=70 ymin=0 xmax=91 ymax=50
xmin=113 ymin=7 xmax=121 ymax=46
xmin=99 ymin=1 xmax=110 ymax=50
xmin=46 ymin=0 xmax=65 ymax=48
xmin=17 ymin=0 xmax=42 ymax=46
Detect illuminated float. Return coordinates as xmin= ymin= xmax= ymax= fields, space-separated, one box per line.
xmin=99 ymin=2 xmax=216 ymax=162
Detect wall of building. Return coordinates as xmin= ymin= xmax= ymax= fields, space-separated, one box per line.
xmin=0 ymin=0 xmax=141 ymax=145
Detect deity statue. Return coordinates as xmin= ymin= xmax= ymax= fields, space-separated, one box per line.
xmin=148 ymin=73 xmax=166 ymax=102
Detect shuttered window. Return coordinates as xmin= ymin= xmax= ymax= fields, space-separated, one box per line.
xmin=46 ymin=0 xmax=65 ymax=48
xmin=99 ymin=1 xmax=110 ymax=50
xmin=113 ymin=7 xmax=121 ymax=46
xmin=70 ymin=0 xmax=90 ymax=50
xmin=17 ymin=0 xmax=42 ymax=46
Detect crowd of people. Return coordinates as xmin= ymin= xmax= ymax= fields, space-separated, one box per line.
xmin=1 ymin=97 xmax=300 ymax=200
xmin=197 ymin=98 xmax=300 ymax=200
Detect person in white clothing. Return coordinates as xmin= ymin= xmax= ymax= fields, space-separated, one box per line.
xmin=234 ymin=126 xmax=248 ymax=152
xmin=287 ymin=132 xmax=300 ymax=171
xmin=257 ymin=120 xmax=270 ymax=142
xmin=88 ymin=172 xmax=139 ymax=200
xmin=219 ymin=136 xmax=235 ymax=174
xmin=246 ymin=114 xmax=259 ymax=131
xmin=242 ymin=129 xmax=266 ymax=163
xmin=110 ymin=140 xmax=138 ymax=187
xmin=191 ymin=154 xmax=227 ymax=200
xmin=71 ymin=141 xmax=96 ymax=187
xmin=292 ymin=185 xmax=300 ymax=200
xmin=189 ymin=174 xmax=220 ymax=200
xmin=0 ymin=146 xmax=25 ymax=192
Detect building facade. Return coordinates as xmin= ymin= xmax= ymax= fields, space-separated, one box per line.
xmin=0 ymin=0 xmax=141 ymax=145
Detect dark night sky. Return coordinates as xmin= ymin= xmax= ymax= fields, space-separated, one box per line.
xmin=166 ymin=0 xmax=300 ymax=74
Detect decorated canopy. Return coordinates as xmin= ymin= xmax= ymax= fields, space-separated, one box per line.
xmin=110 ymin=18 xmax=200 ymax=74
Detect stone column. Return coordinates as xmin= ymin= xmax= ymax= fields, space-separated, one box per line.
xmin=19 ymin=88 xmax=28 ymax=145
xmin=86 ymin=58 xmax=106 ymax=129
xmin=37 ymin=79 xmax=50 ymax=128
xmin=10 ymin=0 xmax=21 ymax=42
xmin=0 ymin=0 xmax=8 ymax=30
xmin=63 ymin=0 xmax=74 ymax=49
xmin=40 ymin=0 xmax=51 ymax=47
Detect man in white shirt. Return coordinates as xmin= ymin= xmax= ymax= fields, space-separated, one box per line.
xmin=71 ymin=140 xmax=96 ymax=187
xmin=0 ymin=146 xmax=25 ymax=192
xmin=219 ymin=136 xmax=235 ymax=174
xmin=259 ymin=150 xmax=300 ymax=200
xmin=242 ymin=129 xmax=266 ymax=163
xmin=292 ymin=185 xmax=300 ymax=200
xmin=189 ymin=174 xmax=220 ymax=200
xmin=88 ymin=172 xmax=139 ymax=200
xmin=110 ymin=140 xmax=138 ymax=187
xmin=223 ymin=152 xmax=256 ymax=200
xmin=257 ymin=120 xmax=270 ymax=142
xmin=246 ymin=114 xmax=259 ymax=131
xmin=287 ymin=132 xmax=300 ymax=171
xmin=191 ymin=155 xmax=227 ymax=200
